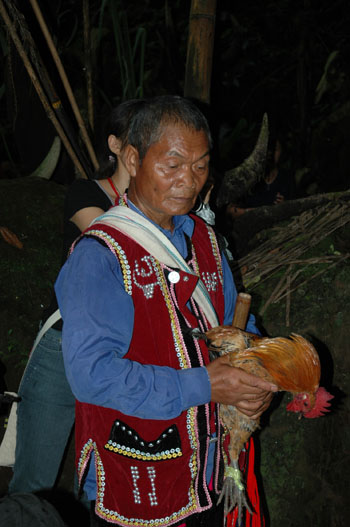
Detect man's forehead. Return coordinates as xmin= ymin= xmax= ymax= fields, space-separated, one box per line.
xmin=156 ymin=124 xmax=210 ymax=152
xmin=166 ymin=149 xmax=210 ymax=161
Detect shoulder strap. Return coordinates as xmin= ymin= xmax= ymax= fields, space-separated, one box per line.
xmin=107 ymin=178 xmax=120 ymax=203
xmin=30 ymin=309 xmax=62 ymax=355
xmin=17 ymin=309 xmax=62 ymax=393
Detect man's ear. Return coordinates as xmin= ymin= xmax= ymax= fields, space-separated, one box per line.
xmin=123 ymin=144 xmax=139 ymax=178
xmin=108 ymin=135 xmax=122 ymax=156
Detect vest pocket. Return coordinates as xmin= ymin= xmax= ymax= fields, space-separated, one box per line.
xmin=104 ymin=420 xmax=182 ymax=461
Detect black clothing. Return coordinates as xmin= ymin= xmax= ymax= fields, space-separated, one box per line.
xmin=62 ymin=179 xmax=114 ymax=258
xmin=43 ymin=179 xmax=114 ymax=328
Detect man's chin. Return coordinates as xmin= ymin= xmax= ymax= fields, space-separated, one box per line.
xmin=168 ymin=198 xmax=195 ymax=216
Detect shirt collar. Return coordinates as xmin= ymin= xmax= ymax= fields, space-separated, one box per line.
xmin=128 ymin=199 xmax=194 ymax=239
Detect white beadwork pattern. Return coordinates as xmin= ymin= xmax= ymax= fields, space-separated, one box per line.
xmin=201 ymin=271 xmax=218 ymax=292
xmin=147 ymin=466 xmax=158 ymax=506
xmin=133 ymin=256 xmax=161 ymax=299
xmin=131 ymin=466 xmax=141 ymax=504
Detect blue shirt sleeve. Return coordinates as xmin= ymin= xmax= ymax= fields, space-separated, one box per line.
xmin=55 ymin=238 xmax=211 ymax=420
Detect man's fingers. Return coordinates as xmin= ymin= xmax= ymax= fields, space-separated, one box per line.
xmin=236 ymin=393 xmax=273 ymax=418
xmin=207 ymin=359 xmax=277 ymax=407
xmin=239 ymin=390 xmax=275 ymax=402
xmin=241 ymin=373 xmax=278 ymax=393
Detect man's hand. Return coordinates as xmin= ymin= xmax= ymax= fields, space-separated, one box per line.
xmin=206 ymin=356 xmax=278 ymax=419
xmin=274 ymin=192 xmax=285 ymax=204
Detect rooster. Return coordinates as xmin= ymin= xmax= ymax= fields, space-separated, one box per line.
xmin=193 ymin=325 xmax=333 ymax=520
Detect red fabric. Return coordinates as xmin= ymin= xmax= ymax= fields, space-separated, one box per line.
xmin=106 ymin=177 xmax=120 ymax=205
xmin=226 ymin=438 xmax=264 ymax=527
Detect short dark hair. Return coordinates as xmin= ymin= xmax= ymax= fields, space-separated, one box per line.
xmin=127 ymin=95 xmax=212 ymax=162
xmin=94 ymin=98 xmax=147 ymax=179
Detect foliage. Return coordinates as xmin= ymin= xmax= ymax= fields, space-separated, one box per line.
xmin=96 ymin=0 xmax=146 ymax=102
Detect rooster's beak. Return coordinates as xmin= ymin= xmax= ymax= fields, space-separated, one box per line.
xmin=190 ymin=328 xmax=208 ymax=344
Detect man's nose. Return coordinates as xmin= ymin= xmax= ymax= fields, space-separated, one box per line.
xmin=178 ymin=164 xmax=196 ymax=188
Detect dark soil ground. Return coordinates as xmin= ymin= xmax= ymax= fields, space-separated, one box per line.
xmin=0 ymin=177 xmax=349 ymax=526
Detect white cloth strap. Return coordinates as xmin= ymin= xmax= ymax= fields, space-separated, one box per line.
xmin=91 ymin=207 xmax=219 ymax=328
xmin=30 ymin=309 xmax=62 ymax=356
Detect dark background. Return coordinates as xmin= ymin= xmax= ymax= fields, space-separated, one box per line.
xmin=1 ymin=0 xmax=350 ymax=195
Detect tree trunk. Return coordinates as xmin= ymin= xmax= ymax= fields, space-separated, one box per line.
xmin=184 ymin=0 xmax=217 ymax=103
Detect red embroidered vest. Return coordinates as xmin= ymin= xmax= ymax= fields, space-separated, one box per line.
xmin=73 ymin=215 xmax=261 ymax=526
xmin=74 ymin=216 xmax=227 ymax=526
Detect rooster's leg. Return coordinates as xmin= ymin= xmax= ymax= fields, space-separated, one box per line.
xmin=217 ymin=460 xmax=253 ymax=519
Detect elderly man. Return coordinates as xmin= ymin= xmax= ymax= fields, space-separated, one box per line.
xmin=55 ymin=96 xmax=276 ymax=527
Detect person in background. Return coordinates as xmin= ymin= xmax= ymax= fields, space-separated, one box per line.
xmin=227 ymin=136 xmax=294 ymax=219
xmin=55 ymin=95 xmax=276 ymax=526
xmin=8 ymin=99 xmax=146 ymax=497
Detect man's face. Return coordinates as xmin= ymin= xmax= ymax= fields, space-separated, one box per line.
xmin=128 ymin=124 xmax=210 ymax=230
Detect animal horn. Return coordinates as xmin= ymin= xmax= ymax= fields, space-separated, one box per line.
xmin=215 ymin=113 xmax=269 ymax=208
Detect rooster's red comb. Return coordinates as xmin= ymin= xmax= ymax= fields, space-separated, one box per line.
xmin=303 ymin=386 xmax=333 ymax=418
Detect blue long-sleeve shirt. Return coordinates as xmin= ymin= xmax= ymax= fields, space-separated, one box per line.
xmin=55 ymin=208 xmax=258 ymax=498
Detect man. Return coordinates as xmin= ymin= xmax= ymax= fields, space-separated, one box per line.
xmin=55 ymin=96 xmax=276 ymax=527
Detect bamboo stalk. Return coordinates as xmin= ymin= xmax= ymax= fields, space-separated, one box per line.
xmin=0 ymin=0 xmax=87 ymax=178
xmin=83 ymin=0 xmax=94 ymax=131
xmin=6 ymin=0 xmax=92 ymax=178
xmin=29 ymin=0 xmax=99 ymax=172
xmin=184 ymin=0 xmax=217 ymax=103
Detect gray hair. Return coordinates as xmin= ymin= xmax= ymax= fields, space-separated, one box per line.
xmin=127 ymin=95 xmax=212 ymax=162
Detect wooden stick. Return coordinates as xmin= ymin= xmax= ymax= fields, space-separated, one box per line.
xmin=29 ymin=0 xmax=99 ymax=172
xmin=232 ymin=292 xmax=252 ymax=330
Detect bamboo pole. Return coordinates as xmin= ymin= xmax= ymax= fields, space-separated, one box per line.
xmin=29 ymin=0 xmax=99 ymax=171
xmin=0 ymin=0 xmax=87 ymax=178
xmin=184 ymin=0 xmax=217 ymax=103
xmin=5 ymin=0 xmax=92 ymax=178
xmin=83 ymin=0 xmax=94 ymax=131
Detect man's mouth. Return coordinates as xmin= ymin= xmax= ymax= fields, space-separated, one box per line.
xmin=171 ymin=195 xmax=194 ymax=201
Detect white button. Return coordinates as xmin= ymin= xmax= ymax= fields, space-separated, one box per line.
xmin=168 ymin=271 xmax=180 ymax=283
